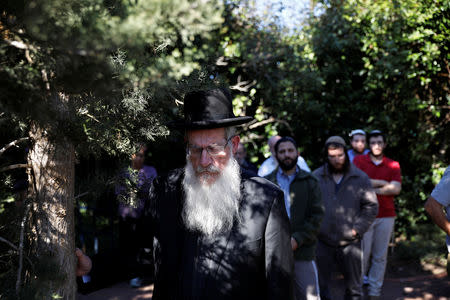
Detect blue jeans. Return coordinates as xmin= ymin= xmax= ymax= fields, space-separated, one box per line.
xmin=362 ymin=217 xmax=395 ymax=297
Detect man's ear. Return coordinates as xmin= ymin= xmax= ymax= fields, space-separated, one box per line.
xmin=231 ymin=135 xmax=240 ymax=155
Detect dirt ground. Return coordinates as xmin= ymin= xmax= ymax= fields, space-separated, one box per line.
xmin=77 ymin=273 xmax=449 ymax=300
xmin=77 ymin=257 xmax=450 ymax=300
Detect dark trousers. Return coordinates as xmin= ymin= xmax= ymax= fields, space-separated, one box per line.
xmin=316 ymin=240 xmax=363 ymax=300
xmin=119 ymin=217 xmax=141 ymax=279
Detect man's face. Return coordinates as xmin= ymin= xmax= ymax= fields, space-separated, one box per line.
xmin=276 ymin=141 xmax=298 ymax=172
xmin=235 ymin=143 xmax=246 ymax=165
xmin=186 ymin=128 xmax=239 ymax=185
xmin=350 ymin=134 xmax=366 ymax=154
xmin=369 ymin=136 xmax=385 ymax=157
xmin=131 ymin=147 xmax=146 ymax=170
xmin=327 ymin=146 xmax=346 ymax=172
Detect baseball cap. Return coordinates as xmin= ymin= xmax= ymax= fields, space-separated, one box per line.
xmin=325 ymin=136 xmax=346 ymax=147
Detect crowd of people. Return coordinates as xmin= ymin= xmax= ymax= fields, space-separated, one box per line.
xmin=76 ymin=87 xmax=448 ymax=300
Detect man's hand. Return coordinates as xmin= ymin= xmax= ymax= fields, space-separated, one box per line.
xmin=291 ymin=237 xmax=298 ymax=251
xmin=351 ymin=229 xmax=359 ymax=239
xmin=76 ymin=248 xmax=92 ymax=277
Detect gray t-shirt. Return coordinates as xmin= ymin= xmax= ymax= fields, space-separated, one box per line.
xmin=431 ymin=166 xmax=450 ymax=252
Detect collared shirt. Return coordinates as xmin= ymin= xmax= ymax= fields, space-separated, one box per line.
xmin=258 ymin=156 xmax=310 ymax=177
xmin=276 ymin=166 xmax=299 ymax=218
xmin=353 ymin=154 xmax=401 ymax=218
xmin=348 ymin=149 xmax=370 ymax=163
xmin=431 ymin=166 xmax=450 ymax=252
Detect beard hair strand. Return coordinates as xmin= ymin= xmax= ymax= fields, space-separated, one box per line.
xmin=182 ymin=156 xmax=242 ymax=237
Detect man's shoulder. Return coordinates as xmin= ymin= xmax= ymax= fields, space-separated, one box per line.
xmin=348 ymin=164 xmax=371 ymax=181
xmin=257 ymin=156 xmax=276 ymax=176
xmin=242 ymin=175 xmax=283 ymax=198
xmin=143 ymin=165 xmax=156 ymax=171
xmin=353 ymin=153 xmax=370 ymax=165
xmin=153 ymin=168 xmax=183 ymax=187
xmin=312 ymin=165 xmax=325 ymax=177
xmin=383 ymin=156 xmax=401 ymax=170
xmin=431 ymin=166 xmax=450 ymax=206
xmin=295 ymin=168 xmax=319 ymax=182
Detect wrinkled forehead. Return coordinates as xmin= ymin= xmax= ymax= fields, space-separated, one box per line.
xmin=186 ymin=128 xmax=227 ymax=145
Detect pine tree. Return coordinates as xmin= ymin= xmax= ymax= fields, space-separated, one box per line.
xmin=1 ymin=0 xmax=223 ymax=298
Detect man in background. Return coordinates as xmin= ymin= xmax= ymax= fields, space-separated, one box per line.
xmin=115 ymin=145 xmax=157 ymax=287
xmin=235 ymin=142 xmax=258 ymax=176
xmin=313 ymin=136 xmax=378 ymax=300
xmin=265 ymin=136 xmax=323 ymax=300
xmin=424 ymin=165 xmax=450 ymax=277
xmin=353 ymin=130 xmax=402 ymax=299
xmin=258 ymin=135 xmax=310 ymax=177
xmin=348 ymin=129 xmax=369 ymax=163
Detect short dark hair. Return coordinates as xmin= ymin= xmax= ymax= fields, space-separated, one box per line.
xmin=368 ymin=130 xmax=386 ymax=143
xmin=274 ymin=136 xmax=298 ymax=154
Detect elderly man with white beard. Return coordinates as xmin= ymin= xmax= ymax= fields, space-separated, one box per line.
xmin=77 ymin=88 xmax=294 ymax=299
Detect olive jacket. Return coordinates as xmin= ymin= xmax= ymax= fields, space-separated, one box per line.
xmin=265 ymin=168 xmax=324 ymax=261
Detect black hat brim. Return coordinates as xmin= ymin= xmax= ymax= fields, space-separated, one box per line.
xmin=169 ymin=116 xmax=253 ymax=129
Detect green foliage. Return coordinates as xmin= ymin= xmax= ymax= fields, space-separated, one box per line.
xmin=1 ymin=0 xmax=449 ymax=296
xmin=1 ymin=0 xmax=224 ymax=155
xmin=394 ymin=224 xmax=447 ymax=262
xmin=212 ymin=0 xmax=449 ymax=237
xmin=1 ymin=0 xmax=224 ymax=297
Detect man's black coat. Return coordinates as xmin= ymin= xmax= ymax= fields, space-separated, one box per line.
xmin=143 ymin=168 xmax=294 ymax=300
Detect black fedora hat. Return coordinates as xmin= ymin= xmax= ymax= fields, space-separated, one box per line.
xmin=171 ymin=88 xmax=253 ymax=129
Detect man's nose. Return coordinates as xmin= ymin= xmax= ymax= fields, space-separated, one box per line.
xmin=199 ymin=149 xmax=212 ymax=167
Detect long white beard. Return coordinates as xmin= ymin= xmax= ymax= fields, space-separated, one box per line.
xmin=182 ymin=156 xmax=242 ymax=237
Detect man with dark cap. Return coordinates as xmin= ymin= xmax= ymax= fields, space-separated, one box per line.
xmin=77 ymin=88 xmax=293 ymax=300
xmin=312 ymin=136 xmax=378 ymax=300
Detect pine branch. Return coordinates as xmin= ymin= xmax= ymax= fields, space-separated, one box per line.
xmin=229 ymin=76 xmax=257 ymax=92
xmin=0 ymin=164 xmax=30 ymax=173
xmin=0 ymin=236 xmax=18 ymax=251
xmin=0 ymin=236 xmax=33 ymax=268
xmin=74 ymin=192 xmax=89 ymax=200
xmin=4 ymin=39 xmax=29 ymax=50
xmin=0 ymin=137 xmax=29 ymax=156
xmin=3 ymin=40 xmax=33 ymax=63
xmin=246 ymin=117 xmax=293 ymax=134
xmin=247 ymin=117 xmax=276 ymax=129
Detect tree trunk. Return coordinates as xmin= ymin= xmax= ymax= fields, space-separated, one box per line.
xmin=28 ymin=124 xmax=76 ymax=299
